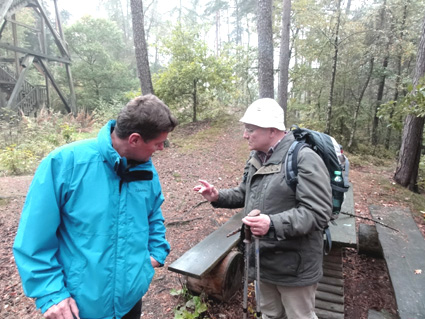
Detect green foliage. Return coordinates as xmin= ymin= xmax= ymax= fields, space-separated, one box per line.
xmin=0 ymin=110 xmax=95 ymax=176
xmin=417 ymin=155 xmax=425 ymax=191
xmin=170 ymin=285 xmax=209 ymax=319
xmin=64 ymin=17 xmax=139 ymax=111
xmin=91 ymin=99 xmax=126 ymax=128
xmin=379 ymin=77 xmax=425 ymax=126
xmin=0 ymin=144 xmax=38 ymax=175
xmin=153 ymin=22 xmax=237 ymax=123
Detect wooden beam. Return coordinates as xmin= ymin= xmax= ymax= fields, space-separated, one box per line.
xmin=6 ymin=55 xmax=34 ymax=110
xmin=33 ymin=0 xmax=69 ymax=58
xmin=0 ymin=0 xmax=14 ymax=22
xmin=0 ymin=42 xmax=71 ymax=64
xmin=65 ymin=64 xmax=77 ymax=114
xmin=12 ymin=14 xmax=19 ymax=76
xmin=5 ymin=18 xmax=41 ymax=32
xmin=0 ymin=19 xmax=7 ymax=39
xmin=36 ymin=58 xmax=71 ymax=113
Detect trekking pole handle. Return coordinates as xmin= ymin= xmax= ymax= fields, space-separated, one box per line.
xmin=244 ymin=209 xmax=261 ymax=243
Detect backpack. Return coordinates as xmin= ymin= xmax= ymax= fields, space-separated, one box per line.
xmin=284 ymin=125 xmax=350 ymax=253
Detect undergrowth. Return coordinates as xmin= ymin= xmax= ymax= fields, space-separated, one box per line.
xmin=170 ymin=285 xmax=209 ymax=319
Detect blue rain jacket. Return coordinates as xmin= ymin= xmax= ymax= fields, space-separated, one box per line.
xmin=13 ymin=120 xmax=170 ymax=319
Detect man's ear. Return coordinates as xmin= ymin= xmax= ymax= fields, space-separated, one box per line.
xmin=128 ymin=133 xmax=142 ymax=146
xmin=269 ymin=128 xmax=277 ymax=136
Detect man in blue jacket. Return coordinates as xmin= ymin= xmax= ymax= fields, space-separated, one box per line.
xmin=13 ymin=94 xmax=178 ymax=319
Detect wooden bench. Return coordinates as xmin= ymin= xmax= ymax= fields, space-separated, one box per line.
xmin=168 ymin=185 xmax=357 ymax=313
xmin=369 ymin=205 xmax=425 ymax=319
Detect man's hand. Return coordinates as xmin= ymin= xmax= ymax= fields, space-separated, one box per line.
xmin=151 ymin=256 xmax=161 ymax=268
xmin=242 ymin=211 xmax=271 ymax=236
xmin=193 ymin=180 xmax=219 ymax=202
xmin=43 ymin=297 xmax=80 ymax=319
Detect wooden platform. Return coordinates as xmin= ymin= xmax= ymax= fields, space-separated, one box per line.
xmin=316 ymin=247 xmax=345 ymax=319
xmin=168 ymin=211 xmax=244 ymax=278
xmin=168 ymin=187 xmax=357 ymax=317
xmin=169 ymin=185 xmax=357 ymax=279
xmin=328 ymin=183 xmax=357 ymax=248
xmin=369 ymin=205 xmax=425 ymax=319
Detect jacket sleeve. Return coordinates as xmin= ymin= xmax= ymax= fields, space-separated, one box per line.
xmin=13 ymin=155 xmax=71 ymax=313
xmin=147 ymin=184 xmax=170 ymax=265
xmin=271 ymin=147 xmax=333 ymax=239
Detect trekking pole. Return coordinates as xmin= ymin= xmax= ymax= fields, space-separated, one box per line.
xmin=254 ymin=233 xmax=261 ymax=318
xmin=243 ymin=220 xmax=252 ymax=319
xmin=249 ymin=209 xmax=262 ymax=318
xmin=243 ymin=209 xmax=261 ymax=319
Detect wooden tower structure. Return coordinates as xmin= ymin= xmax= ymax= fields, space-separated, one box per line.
xmin=0 ymin=0 xmax=76 ymax=116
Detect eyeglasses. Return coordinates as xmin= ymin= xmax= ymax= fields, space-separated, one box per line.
xmin=244 ymin=127 xmax=257 ymax=135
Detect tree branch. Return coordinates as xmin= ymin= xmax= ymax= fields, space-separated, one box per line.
xmin=340 ymin=212 xmax=399 ymax=232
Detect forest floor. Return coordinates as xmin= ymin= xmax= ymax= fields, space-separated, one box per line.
xmin=0 ymin=118 xmax=424 ymax=319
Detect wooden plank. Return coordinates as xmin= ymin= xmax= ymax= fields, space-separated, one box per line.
xmin=369 ymin=205 xmax=425 ymax=319
xmin=323 ymin=261 xmax=342 ymax=271
xmin=315 ymin=290 xmax=344 ymax=304
xmin=323 ymin=268 xmax=343 ymax=279
xmin=328 ymin=183 xmax=357 ymax=248
xmin=316 ymin=308 xmax=344 ymax=319
xmin=315 ymin=299 xmax=344 ymax=313
xmin=324 ymin=254 xmax=342 ymax=264
xmin=319 ymin=275 xmax=344 ymax=287
xmin=168 ymin=211 xmax=243 ymax=278
xmin=317 ymin=282 xmax=344 ymax=296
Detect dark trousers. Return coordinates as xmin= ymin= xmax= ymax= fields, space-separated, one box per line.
xmin=122 ymin=299 xmax=142 ymax=319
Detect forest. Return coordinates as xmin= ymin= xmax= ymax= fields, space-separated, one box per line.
xmin=1 ymin=0 xmax=425 ymax=189
xmin=1 ymin=1 xmax=425 ymax=318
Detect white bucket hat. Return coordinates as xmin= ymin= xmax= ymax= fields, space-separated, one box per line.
xmin=239 ymin=98 xmax=286 ymax=131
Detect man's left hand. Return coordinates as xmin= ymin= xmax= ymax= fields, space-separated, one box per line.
xmin=242 ymin=213 xmax=271 ymax=236
xmin=151 ymin=257 xmax=161 ymax=268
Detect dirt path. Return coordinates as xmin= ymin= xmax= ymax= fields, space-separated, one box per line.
xmin=1 ymin=120 xmax=422 ymax=319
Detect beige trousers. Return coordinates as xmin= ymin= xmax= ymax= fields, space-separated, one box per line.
xmin=259 ymin=281 xmax=319 ymax=319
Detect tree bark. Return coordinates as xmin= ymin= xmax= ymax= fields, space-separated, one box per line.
xmin=130 ymin=0 xmax=154 ymax=95
xmin=325 ymin=0 xmax=341 ymax=134
xmin=348 ymin=58 xmax=374 ymax=151
xmin=372 ymin=53 xmax=389 ymax=145
xmin=385 ymin=1 xmax=409 ymax=150
xmin=257 ymin=0 xmax=274 ymax=99
xmin=192 ymin=79 xmax=198 ymax=122
xmin=278 ymin=0 xmax=291 ymax=129
xmin=394 ymin=13 xmax=425 ymax=192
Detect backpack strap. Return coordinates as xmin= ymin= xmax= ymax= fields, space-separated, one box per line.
xmin=323 ymin=226 xmax=332 ymax=255
xmin=285 ymin=140 xmax=309 ymax=193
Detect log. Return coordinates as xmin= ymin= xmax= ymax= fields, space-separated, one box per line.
xmin=317 ymin=282 xmax=344 ymax=296
xmin=357 ymin=223 xmax=383 ymax=258
xmin=316 ymin=308 xmax=344 ymax=319
xmin=186 ymin=250 xmax=243 ymax=301
xmin=315 ymin=290 xmax=344 ymax=304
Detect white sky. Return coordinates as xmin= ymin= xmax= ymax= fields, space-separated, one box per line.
xmin=56 ymin=0 xmax=107 ymax=22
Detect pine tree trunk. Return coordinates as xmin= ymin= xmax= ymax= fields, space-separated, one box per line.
xmin=394 ymin=14 xmax=425 ymax=192
xmin=257 ymin=0 xmax=274 ymax=99
xmin=130 ymin=0 xmax=154 ymax=95
xmin=278 ymin=0 xmax=291 ymax=129
xmin=325 ymin=0 xmax=341 ymax=134
xmin=348 ymin=58 xmax=374 ymax=151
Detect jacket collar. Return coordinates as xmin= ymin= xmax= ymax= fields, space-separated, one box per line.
xmin=97 ymin=120 xmax=153 ymax=175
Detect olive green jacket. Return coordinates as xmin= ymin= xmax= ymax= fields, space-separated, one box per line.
xmin=213 ymin=131 xmax=332 ymax=286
